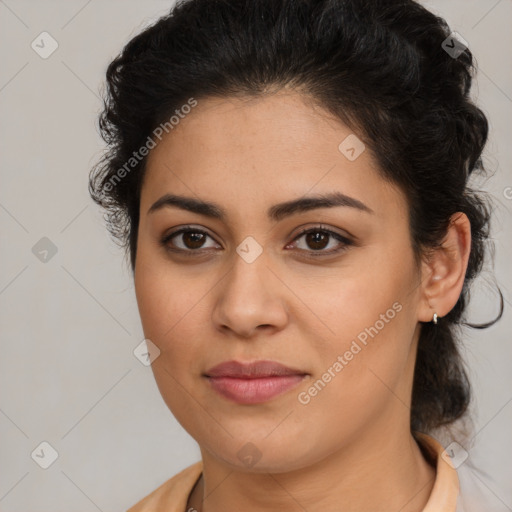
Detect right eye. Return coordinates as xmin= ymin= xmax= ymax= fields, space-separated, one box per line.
xmin=160 ymin=226 xmax=222 ymax=253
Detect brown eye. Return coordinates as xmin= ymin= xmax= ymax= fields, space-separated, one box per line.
xmin=181 ymin=231 xmax=207 ymax=249
xmin=161 ymin=227 xmax=220 ymax=252
xmin=290 ymin=226 xmax=353 ymax=256
xmin=304 ymin=231 xmax=330 ymax=250
xmin=160 ymin=224 xmax=353 ymax=258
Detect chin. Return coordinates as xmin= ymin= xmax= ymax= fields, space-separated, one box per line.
xmin=201 ymin=434 xmax=322 ymax=474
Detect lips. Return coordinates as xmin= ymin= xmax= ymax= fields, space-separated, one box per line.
xmin=205 ymin=360 xmax=306 ymax=379
xmin=204 ymin=360 xmax=308 ymax=404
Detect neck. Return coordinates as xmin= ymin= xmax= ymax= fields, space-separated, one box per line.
xmin=187 ymin=422 xmax=436 ymax=512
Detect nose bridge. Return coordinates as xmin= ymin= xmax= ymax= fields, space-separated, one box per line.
xmin=224 ymin=229 xmax=270 ymax=292
xmin=211 ymin=244 xmax=288 ymax=336
xmin=226 ymin=244 xmax=274 ymax=311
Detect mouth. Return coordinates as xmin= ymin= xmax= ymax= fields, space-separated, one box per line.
xmin=203 ymin=360 xmax=308 ymax=404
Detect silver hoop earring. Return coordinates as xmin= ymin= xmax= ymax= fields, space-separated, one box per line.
xmin=432 ymin=312 xmax=438 ymax=324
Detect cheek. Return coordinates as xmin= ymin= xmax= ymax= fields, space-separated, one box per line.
xmin=293 ymin=306 xmax=413 ymax=451
xmin=134 ymin=260 xmax=208 ymax=422
xmin=134 ymin=252 xmax=202 ymax=363
xmin=297 ymin=249 xmax=417 ymax=405
xmin=304 ymin=262 xmax=408 ymax=350
xmin=134 ymin=251 xmax=231 ymax=407
xmin=135 ymin=238 xmax=192 ymax=329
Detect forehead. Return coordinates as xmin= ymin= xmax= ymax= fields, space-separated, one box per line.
xmin=147 ymin=92 xmax=359 ymax=167
xmin=141 ymin=92 xmax=407 ymax=223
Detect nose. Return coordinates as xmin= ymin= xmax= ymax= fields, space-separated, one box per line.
xmin=211 ymin=251 xmax=288 ymax=339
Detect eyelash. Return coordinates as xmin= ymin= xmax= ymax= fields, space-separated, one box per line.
xmin=160 ymin=224 xmax=353 ymax=258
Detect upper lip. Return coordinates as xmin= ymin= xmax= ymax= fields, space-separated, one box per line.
xmin=204 ymin=360 xmax=307 ymax=379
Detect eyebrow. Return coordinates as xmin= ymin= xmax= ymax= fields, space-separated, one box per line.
xmin=147 ymin=191 xmax=374 ymax=221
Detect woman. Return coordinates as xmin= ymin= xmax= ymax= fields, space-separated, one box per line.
xmin=89 ymin=0 xmax=504 ymax=510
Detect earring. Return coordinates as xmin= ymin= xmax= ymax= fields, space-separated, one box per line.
xmin=432 ymin=312 xmax=438 ymax=324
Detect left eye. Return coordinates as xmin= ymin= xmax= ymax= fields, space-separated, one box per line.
xmin=288 ymin=227 xmax=352 ymax=255
xmin=161 ymin=225 xmax=352 ymax=256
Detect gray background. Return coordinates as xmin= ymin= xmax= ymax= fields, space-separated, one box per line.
xmin=0 ymin=1 xmax=510 ymax=510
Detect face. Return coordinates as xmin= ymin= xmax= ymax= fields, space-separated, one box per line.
xmin=134 ymin=91 xmax=425 ymax=472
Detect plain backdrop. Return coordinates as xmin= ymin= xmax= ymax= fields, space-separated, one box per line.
xmin=0 ymin=1 xmax=511 ymax=510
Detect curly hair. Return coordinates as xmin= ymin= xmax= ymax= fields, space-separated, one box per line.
xmin=89 ymin=0 xmax=504 ymax=436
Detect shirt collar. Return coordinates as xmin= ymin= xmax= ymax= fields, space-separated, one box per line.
xmin=414 ymin=431 xmax=460 ymax=511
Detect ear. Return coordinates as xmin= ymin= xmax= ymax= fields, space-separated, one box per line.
xmin=417 ymin=212 xmax=472 ymax=323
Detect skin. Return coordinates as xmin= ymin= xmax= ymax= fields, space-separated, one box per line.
xmin=134 ymin=90 xmax=471 ymax=512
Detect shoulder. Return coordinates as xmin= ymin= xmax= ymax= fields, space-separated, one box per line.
xmin=414 ymin=431 xmax=510 ymax=512
xmin=127 ymin=461 xmax=203 ymax=512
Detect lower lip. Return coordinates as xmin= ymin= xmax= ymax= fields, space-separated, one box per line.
xmin=205 ymin=375 xmax=306 ymax=404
